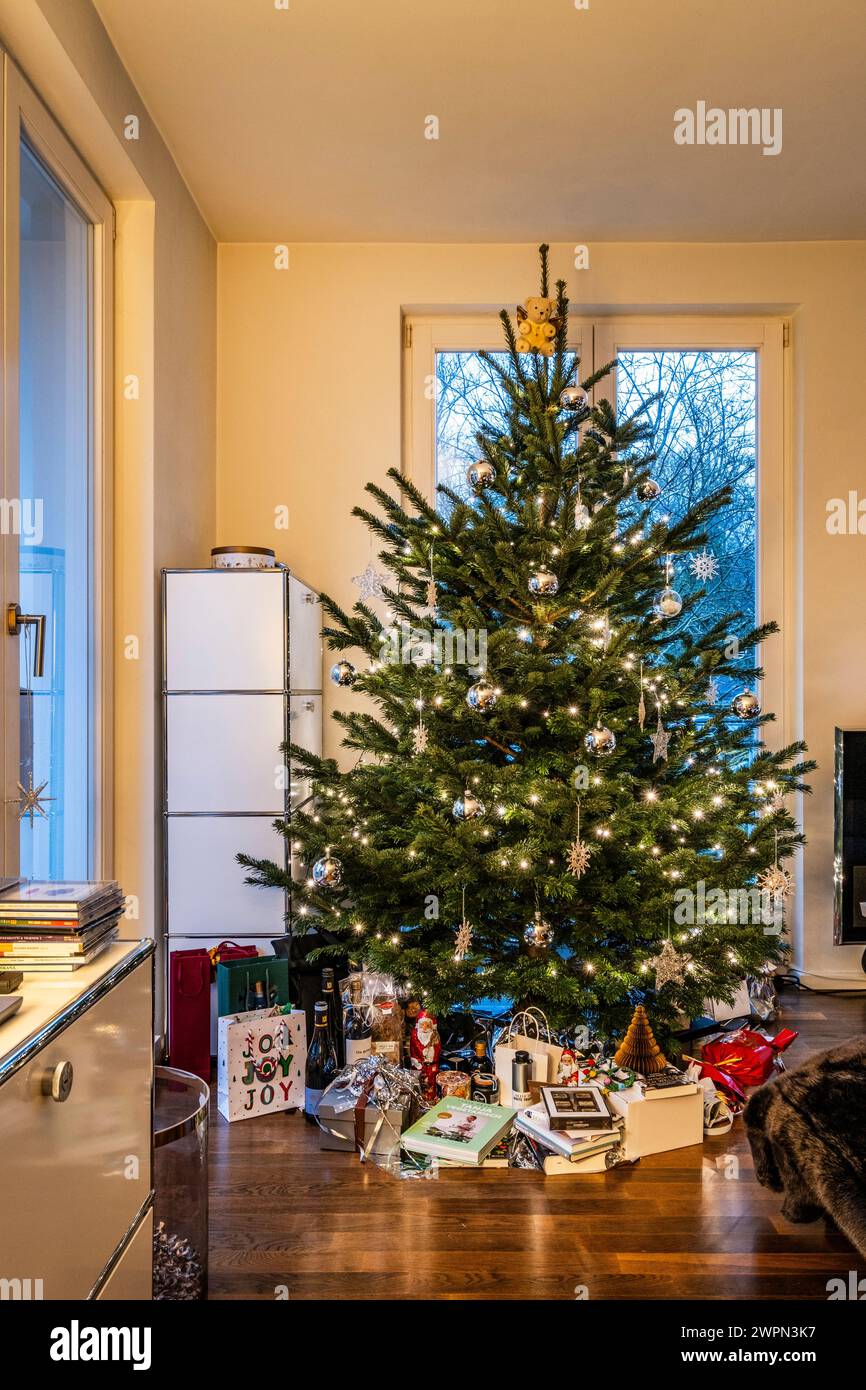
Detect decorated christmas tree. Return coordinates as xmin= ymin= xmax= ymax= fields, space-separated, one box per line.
xmin=240 ymin=245 xmax=813 ymax=1044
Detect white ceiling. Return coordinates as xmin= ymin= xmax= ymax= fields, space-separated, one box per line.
xmin=93 ymin=0 xmax=866 ymax=242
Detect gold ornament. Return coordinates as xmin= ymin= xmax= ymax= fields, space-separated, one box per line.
xmin=454 ymin=888 xmax=472 ymax=961
xmin=515 ymin=296 xmax=558 ymax=356
xmin=412 ymin=716 xmax=428 ymax=756
xmin=651 ymin=708 xmax=670 ymax=764
xmin=638 ymin=660 xmax=646 ymax=730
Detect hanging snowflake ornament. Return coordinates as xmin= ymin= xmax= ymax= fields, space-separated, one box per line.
xmin=567 ymin=839 xmax=592 ymax=878
xmin=645 ymin=937 xmax=692 ymax=991
xmin=8 ymin=776 xmax=55 ymax=825
xmin=412 ymin=714 xmax=428 ymax=756
xmin=566 ymin=800 xmax=592 ymax=878
xmin=352 ymin=561 xmax=387 ymax=601
xmin=705 ymin=676 xmax=720 ymax=706
xmin=454 ymin=888 xmax=472 ymax=961
xmin=454 ymin=917 xmax=473 ymax=962
xmin=651 ymin=708 xmax=670 ymax=764
xmin=689 ymin=549 xmax=719 ymax=583
xmin=756 ymin=862 xmax=794 ymax=903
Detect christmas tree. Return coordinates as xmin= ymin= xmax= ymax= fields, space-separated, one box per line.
xmin=240 ymin=245 xmax=813 ymax=1044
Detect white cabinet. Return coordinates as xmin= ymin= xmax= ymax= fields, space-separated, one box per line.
xmin=162 ymin=568 xmax=322 ymax=956
xmin=0 ymin=941 xmax=155 ymax=1300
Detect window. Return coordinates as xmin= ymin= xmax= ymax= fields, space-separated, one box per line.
xmin=404 ymin=313 xmax=788 ymax=737
xmin=1 ymin=61 xmax=114 ymax=880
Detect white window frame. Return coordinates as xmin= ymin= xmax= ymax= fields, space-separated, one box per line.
xmin=403 ymin=312 xmax=790 ymax=747
xmin=1 ymin=54 xmax=115 ymax=877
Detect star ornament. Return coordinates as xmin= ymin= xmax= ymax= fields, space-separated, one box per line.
xmin=566 ymin=838 xmax=592 ymax=878
xmin=757 ymin=863 xmax=794 ymax=903
xmin=651 ymin=720 xmax=670 ymax=764
xmin=454 ymin=918 xmax=473 ymax=962
xmin=689 ymin=549 xmax=719 ymax=583
xmin=8 ymin=776 xmax=55 ymax=825
xmin=646 ymin=937 xmax=692 ymax=991
xmin=351 ymin=562 xmax=387 ymax=601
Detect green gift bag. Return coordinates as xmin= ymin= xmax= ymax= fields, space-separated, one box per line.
xmin=216 ymin=955 xmax=291 ymax=1018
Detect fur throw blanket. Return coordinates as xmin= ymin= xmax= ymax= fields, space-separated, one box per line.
xmin=745 ymin=1035 xmax=866 ymax=1258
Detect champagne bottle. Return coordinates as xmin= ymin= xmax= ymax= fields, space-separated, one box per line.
xmin=321 ymin=967 xmax=343 ymax=1067
xmin=304 ymin=1001 xmax=337 ymax=1124
xmin=343 ymin=976 xmax=372 ymax=1065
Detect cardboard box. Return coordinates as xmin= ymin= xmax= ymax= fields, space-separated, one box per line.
xmin=607 ymin=1084 xmax=703 ymax=1158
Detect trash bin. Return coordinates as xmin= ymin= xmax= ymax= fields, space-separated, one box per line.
xmin=153 ymin=1065 xmax=209 ymax=1300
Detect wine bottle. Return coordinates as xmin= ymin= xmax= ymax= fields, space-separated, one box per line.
xmin=253 ymin=979 xmax=268 ymax=1010
xmin=304 ymin=1001 xmax=337 ymax=1124
xmin=321 ymin=967 xmax=343 ymax=1067
xmin=468 ymin=1037 xmax=493 ymax=1073
xmin=343 ymin=976 xmax=372 ymax=1065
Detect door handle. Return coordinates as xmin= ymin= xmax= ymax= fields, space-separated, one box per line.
xmin=6 ymin=604 xmax=46 ymax=678
xmin=42 ymin=1060 xmax=74 ymax=1103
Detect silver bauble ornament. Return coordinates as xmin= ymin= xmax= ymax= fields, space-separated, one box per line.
xmin=523 ymin=910 xmax=552 ymax=957
xmin=636 ymin=478 xmax=662 ymax=502
xmin=732 ymin=689 xmax=762 ymax=720
xmin=312 ymin=854 xmax=343 ymax=888
xmin=453 ymin=790 xmax=486 ymax=821
xmin=330 ymin=659 xmax=357 ymax=686
xmin=653 ymin=586 xmax=683 ymax=619
xmin=574 ymin=500 xmax=591 ymax=531
xmin=467 ymin=459 xmax=496 ymax=491
xmin=584 ymin=722 xmax=617 ymax=756
xmin=559 ymin=385 xmax=589 ymax=412
xmin=466 ymin=679 xmax=498 ymax=713
xmin=528 ymin=568 xmax=559 ymax=597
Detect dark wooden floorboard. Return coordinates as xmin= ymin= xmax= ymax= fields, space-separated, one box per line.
xmin=208 ymin=988 xmax=866 ymax=1300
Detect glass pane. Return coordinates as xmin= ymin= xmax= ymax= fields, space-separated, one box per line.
xmin=435 ymin=349 xmax=578 ymax=505
xmin=615 ymin=349 xmax=757 ymax=696
xmin=18 ymin=139 xmax=93 ymax=879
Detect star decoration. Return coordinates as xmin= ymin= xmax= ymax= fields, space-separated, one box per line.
xmin=646 ymin=937 xmax=692 ymax=991
xmin=8 ymin=776 xmax=55 ymax=825
xmin=756 ymin=863 xmax=794 ymax=902
xmin=412 ymin=718 xmax=428 ymax=755
xmin=454 ymin=918 xmax=473 ymax=961
xmin=689 ymin=549 xmax=719 ymax=582
xmin=351 ymin=562 xmax=387 ymax=601
xmin=705 ymin=676 xmax=720 ymax=705
xmin=651 ymin=714 xmax=670 ymax=764
xmin=566 ymin=838 xmax=592 ymax=878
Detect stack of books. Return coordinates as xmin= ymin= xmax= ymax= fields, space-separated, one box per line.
xmin=515 ymin=1100 xmax=625 ymax=1175
xmin=0 ymin=881 xmax=124 ymax=973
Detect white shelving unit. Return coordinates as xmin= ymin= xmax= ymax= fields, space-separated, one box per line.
xmin=161 ymin=567 xmax=322 ymax=1037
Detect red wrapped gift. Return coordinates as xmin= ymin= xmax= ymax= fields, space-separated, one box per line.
xmin=701 ymin=1027 xmax=798 ymax=1088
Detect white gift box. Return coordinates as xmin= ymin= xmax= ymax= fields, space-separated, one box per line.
xmin=607 ymin=1084 xmax=704 ymax=1159
xmin=217 ymin=1007 xmax=306 ymax=1122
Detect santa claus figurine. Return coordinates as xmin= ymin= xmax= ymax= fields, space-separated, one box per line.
xmin=556 ymin=1049 xmax=581 ymax=1086
xmin=410 ymin=1010 xmax=442 ymax=1103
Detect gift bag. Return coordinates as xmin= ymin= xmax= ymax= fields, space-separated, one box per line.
xmin=494 ymin=1008 xmax=563 ymax=1105
xmin=217 ymin=1007 xmax=306 ymax=1122
xmin=216 ymin=954 xmax=290 ymax=1018
xmin=169 ymin=948 xmax=212 ymax=1083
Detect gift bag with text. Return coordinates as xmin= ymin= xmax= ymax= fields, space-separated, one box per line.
xmin=217 ymin=1008 xmax=306 ymax=1122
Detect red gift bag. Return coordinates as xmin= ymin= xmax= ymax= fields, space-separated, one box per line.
xmin=701 ymin=1027 xmax=798 ymax=1088
xmin=169 ymin=948 xmax=212 ymax=1082
xmin=208 ymin=940 xmax=258 ymax=979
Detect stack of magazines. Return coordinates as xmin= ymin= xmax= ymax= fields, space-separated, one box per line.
xmin=0 ymin=881 xmax=124 ymax=972
xmin=514 ymin=1101 xmax=626 ymax=1174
